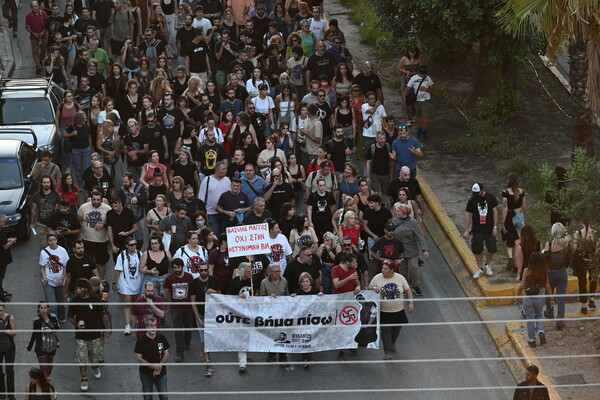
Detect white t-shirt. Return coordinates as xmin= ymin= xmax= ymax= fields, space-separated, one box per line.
xmin=267 ymin=234 xmax=293 ymax=274
xmin=251 ymin=95 xmax=275 ymax=114
xmin=172 ymin=244 xmax=209 ymax=279
xmin=406 ymin=75 xmax=434 ymax=102
xmin=361 ymin=103 xmax=386 ymax=138
xmin=39 ymin=246 xmax=70 ymax=287
xmin=198 ymin=176 xmax=231 ymax=214
xmin=309 ymin=17 xmax=327 ymax=40
xmin=198 ymin=127 xmax=224 ymax=143
xmin=78 ymin=202 xmax=111 ymax=243
xmin=114 ymin=250 xmax=143 ymax=295
xmin=191 ymin=17 xmax=212 ymax=36
xmin=369 ymin=272 xmax=410 ymax=313
xmin=245 ymin=79 xmax=269 ymax=97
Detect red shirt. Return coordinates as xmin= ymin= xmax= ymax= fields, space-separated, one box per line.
xmin=332 ymin=264 xmax=358 ymax=294
xmin=131 ymin=295 xmax=166 ymax=337
xmin=338 ymin=224 xmax=361 ymax=246
xmin=26 ymin=10 xmax=48 ymax=39
xmin=163 ymin=272 xmax=194 ymax=311
xmin=59 ymin=186 xmax=80 ymax=206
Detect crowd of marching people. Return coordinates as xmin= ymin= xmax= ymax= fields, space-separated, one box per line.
xmin=0 ymin=0 xmax=592 ymax=398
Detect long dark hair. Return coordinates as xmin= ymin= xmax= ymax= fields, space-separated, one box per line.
xmin=60 ymin=173 xmax=77 ymax=194
xmin=293 ymin=214 xmax=308 ymax=234
xmin=520 ymin=225 xmax=540 ymax=260
xmin=527 ymin=252 xmax=548 ymax=286
xmin=28 ymin=368 xmax=54 ymax=393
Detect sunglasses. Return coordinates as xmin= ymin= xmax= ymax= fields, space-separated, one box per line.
xmin=343 ymin=243 xmax=352 ymax=247
xmin=200 ymin=269 xmax=209 ymax=272
xmin=127 ymin=243 xmax=137 ymax=247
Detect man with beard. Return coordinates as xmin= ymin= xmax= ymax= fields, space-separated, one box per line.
xmin=30 ymin=175 xmax=62 ymax=249
xmin=305 ymin=41 xmax=336 ymax=87
xmin=220 ymin=86 xmax=244 ymax=119
xmin=221 ymin=72 xmax=249 ymax=101
xmin=132 ymin=282 xmax=166 ymax=338
xmin=84 ymin=59 xmax=107 ymax=97
xmin=190 ymin=261 xmax=221 ymax=377
xmin=327 ymin=124 xmax=356 ymax=176
xmin=78 ymin=191 xmax=112 ymax=278
xmin=67 ymin=278 xmax=111 ymax=392
xmin=240 ymin=164 xmax=268 ymax=205
xmin=163 ymin=258 xmax=195 ymax=362
xmin=140 ymin=114 xmax=169 ymax=163
xmin=157 ymin=93 xmax=186 ymax=158
xmin=134 ymin=316 xmax=170 ymax=399
xmin=196 ymin=129 xmax=228 ymax=179
xmin=65 ymin=240 xmax=99 ymax=301
xmin=264 ymin=168 xmax=294 ymax=220
xmin=184 ymin=29 xmax=212 ymax=89
xmin=106 ymin=197 xmax=139 ymax=263
xmin=158 ymin=204 xmax=194 ymax=254
xmin=180 ymin=185 xmax=207 ymax=216
xmin=215 ymin=177 xmax=251 ymax=229
xmin=198 ymin=161 xmax=231 ymax=235
xmin=118 ymin=172 xmax=147 ymax=248
xmin=124 ymin=119 xmax=149 ymax=181
xmin=74 ymin=75 xmax=98 ymax=110
xmin=284 ymin=246 xmax=321 ymax=293
xmin=513 ymin=364 xmax=550 ymax=400
xmin=46 ymin=199 xmax=82 ymax=252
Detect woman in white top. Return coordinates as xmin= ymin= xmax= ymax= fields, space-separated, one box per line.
xmin=257 ymin=135 xmax=287 ymax=169
xmin=289 ymin=214 xmax=318 ymax=257
xmin=246 ymin=67 xmax=270 ymax=97
xmin=111 ymin=237 xmax=143 ymax=335
xmin=39 ymin=232 xmax=70 ymax=322
xmin=172 ymin=230 xmax=209 ymax=279
xmin=251 ymin=83 xmax=276 ymax=136
xmin=392 ymin=186 xmax=419 ymax=218
xmin=97 ymin=98 xmax=122 ymax=127
xmin=146 ymin=194 xmax=171 ymax=236
xmin=275 ymin=83 xmax=298 ymax=129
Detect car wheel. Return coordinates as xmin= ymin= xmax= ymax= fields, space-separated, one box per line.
xmin=15 ymin=209 xmax=30 ymax=242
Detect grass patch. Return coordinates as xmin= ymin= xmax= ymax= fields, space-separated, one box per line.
xmin=338 ymin=0 xmax=396 ymax=57
xmin=445 ymin=120 xmax=517 ymax=157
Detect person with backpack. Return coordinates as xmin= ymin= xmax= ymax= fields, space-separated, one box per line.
xmin=109 ymin=0 xmax=135 ymax=61
xmin=403 ymin=65 xmax=434 ymax=139
xmin=138 ymin=26 xmax=166 ymax=70
xmin=27 ymin=301 xmax=60 ymax=379
xmin=328 ymin=124 xmax=356 ymax=177
xmin=39 ymin=232 xmax=70 ymax=323
xmin=111 ymin=237 xmax=143 ymax=336
xmin=361 ymin=90 xmax=386 ymax=159
xmin=0 ymin=302 xmax=16 ymax=400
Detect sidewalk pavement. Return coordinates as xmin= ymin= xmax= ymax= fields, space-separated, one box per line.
xmin=0 ymin=23 xmax=15 ymax=77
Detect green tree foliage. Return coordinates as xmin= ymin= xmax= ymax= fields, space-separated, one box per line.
xmin=371 ymin=0 xmax=543 ymax=69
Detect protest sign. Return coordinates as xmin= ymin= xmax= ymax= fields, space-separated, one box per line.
xmin=226 ymin=223 xmax=270 ymax=257
xmin=205 ymin=292 xmax=380 ymax=353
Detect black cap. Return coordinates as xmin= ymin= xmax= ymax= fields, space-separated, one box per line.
xmin=385 ymin=222 xmax=396 ymax=231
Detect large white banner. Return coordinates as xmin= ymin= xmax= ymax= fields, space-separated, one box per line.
xmin=205 ymin=292 xmax=380 ymax=353
xmin=226 ymin=223 xmax=270 ymax=257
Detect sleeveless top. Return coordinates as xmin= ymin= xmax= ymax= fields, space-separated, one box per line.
xmin=288 ymin=165 xmax=303 ymax=192
xmin=393 ymin=200 xmax=415 ymax=218
xmin=356 ymin=194 xmax=369 ymax=214
xmin=502 ymin=189 xmax=525 ymax=210
xmin=335 ymin=81 xmax=352 ymax=96
xmin=146 ymin=250 xmax=170 ymax=276
xmin=160 ymin=0 xmax=175 ymax=15
xmin=335 ymin=108 xmax=353 ymax=127
xmin=547 ymin=247 xmax=568 ymax=270
xmin=339 ymin=177 xmax=360 ymax=207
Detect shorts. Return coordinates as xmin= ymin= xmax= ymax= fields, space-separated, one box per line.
xmin=75 ymin=338 xmax=103 ymax=364
xmin=215 ymin=70 xmax=227 ymax=85
xmin=83 ymin=239 xmax=110 ymax=266
xmin=471 ymin=231 xmax=497 ymax=255
xmin=414 ymin=100 xmax=430 ymax=117
xmin=67 ymin=43 xmax=76 ymax=59
xmin=370 ymin=173 xmax=390 ymax=194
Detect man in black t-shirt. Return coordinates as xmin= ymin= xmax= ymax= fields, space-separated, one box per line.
xmin=124 ymin=119 xmax=150 ymax=179
xmin=65 ymin=240 xmax=99 ymax=298
xmin=328 ymin=125 xmax=355 ymax=174
xmin=305 ymin=41 xmax=337 ymax=87
xmin=105 ymin=197 xmax=138 ymax=262
xmin=84 ymin=161 xmax=114 ymax=199
xmin=74 ymin=76 xmax=98 ymax=110
xmin=366 ymin=131 xmax=393 ymax=199
xmin=171 ymin=65 xmax=191 ymax=99
xmin=284 ymin=247 xmax=321 ymax=293
xmin=464 ymin=183 xmax=498 ymax=279
xmin=184 ymin=29 xmax=211 ymax=88
xmin=354 ymin=61 xmax=384 ymax=105
xmin=215 ymin=178 xmax=251 ymax=229
xmin=45 ymin=4 xmax=64 ymax=40
xmin=315 ymin=88 xmax=334 ymax=137
xmin=157 ymin=93 xmax=185 ymax=157
xmin=386 ymin=166 xmax=423 ymax=211
xmin=264 ymin=169 xmax=294 ymax=220
xmin=141 ymin=115 xmax=169 ymax=163
xmin=134 ymin=316 xmax=170 ymax=397
xmin=188 ymin=94 xmax=212 ymax=126
xmin=362 ymin=194 xmax=393 ymax=257
xmin=46 ymin=199 xmax=82 ymax=252
xmin=196 ymin=129 xmax=228 ymax=177
xmin=370 ymin=222 xmax=404 ymax=274
xmin=189 ymin=262 xmax=221 ymax=377
xmin=214 ymin=30 xmax=237 ymax=88
xmin=73 ymin=8 xmax=99 ymax=39
xmin=243 ymin=197 xmax=272 ymax=225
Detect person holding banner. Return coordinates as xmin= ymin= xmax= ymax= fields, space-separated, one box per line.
xmin=227 ymin=262 xmax=254 ymax=374
xmin=290 ymin=272 xmax=323 ymax=369
xmin=369 ymin=261 xmax=414 ymax=360
xmin=260 ymin=263 xmax=290 ymax=367
xmin=190 ymin=261 xmax=221 ymax=378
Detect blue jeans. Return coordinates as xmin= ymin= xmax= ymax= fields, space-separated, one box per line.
xmin=139 ymin=371 xmax=168 ymax=400
xmin=512 ymin=210 xmax=525 ymax=234
xmin=59 ymin=126 xmax=72 ymax=168
xmin=321 ymin=264 xmax=333 ymax=294
xmin=42 ymin=284 xmax=66 ymax=321
xmin=545 ymin=268 xmax=568 ymax=327
xmin=207 ymin=214 xmax=224 ymax=236
xmin=170 ymin=308 xmax=194 ymax=354
xmin=71 ymin=146 xmax=92 ymax=187
xmin=524 ymin=291 xmax=545 ymax=342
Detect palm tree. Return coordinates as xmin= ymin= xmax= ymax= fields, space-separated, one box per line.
xmin=498 ymin=0 xmax=600 ymax=156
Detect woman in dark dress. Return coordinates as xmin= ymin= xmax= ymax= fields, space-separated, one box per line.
xmin=27 ymin=302 xmax=60 ymax=379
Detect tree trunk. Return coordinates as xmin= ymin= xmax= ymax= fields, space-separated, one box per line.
xmin=569 ymin=37 xmax=595 ymax=156
xmin=474 ymin=41 xmax=500 ymax=98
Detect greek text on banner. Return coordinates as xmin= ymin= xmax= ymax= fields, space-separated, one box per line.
xmin=226 ymin=223 xmax=270 ymax=257
xmin=204 ymin=292 xmax=380 ymax=353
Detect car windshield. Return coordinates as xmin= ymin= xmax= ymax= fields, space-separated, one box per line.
xmin=0 ymin=158 xmax=22 ymax=190
xmin=0 ymin=98 xmax=54 ymax=124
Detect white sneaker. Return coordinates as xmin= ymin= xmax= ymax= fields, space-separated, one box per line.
xmin=80 ymin=379 xmax=89 ymax=391
xmin=93 ymin=367 xmax=101 ymax=379
xmin=124 ymin=325 xmax=131 ymax=336
xmin=484 ymin=264 xmax=493 ymax=276
xmin=473 ymin=268 xmax=484 ymax=279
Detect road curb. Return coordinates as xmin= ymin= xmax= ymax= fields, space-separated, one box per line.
xmin=417 ymin=173 xmax=579 ymax=306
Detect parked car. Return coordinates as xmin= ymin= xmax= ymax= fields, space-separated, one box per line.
xmin=0 ymin=77 xmax=63 ymax=163
xmin=0 ymin=129 xmax=38 ymax=241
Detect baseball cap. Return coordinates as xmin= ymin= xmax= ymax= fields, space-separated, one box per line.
xmin=384 ymin=222 xmax=396 ymax=231
xmin=256 ymin=4 xmax=265 ymax=9
xmin=472 ymin=183 xmax=482 ymax=193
